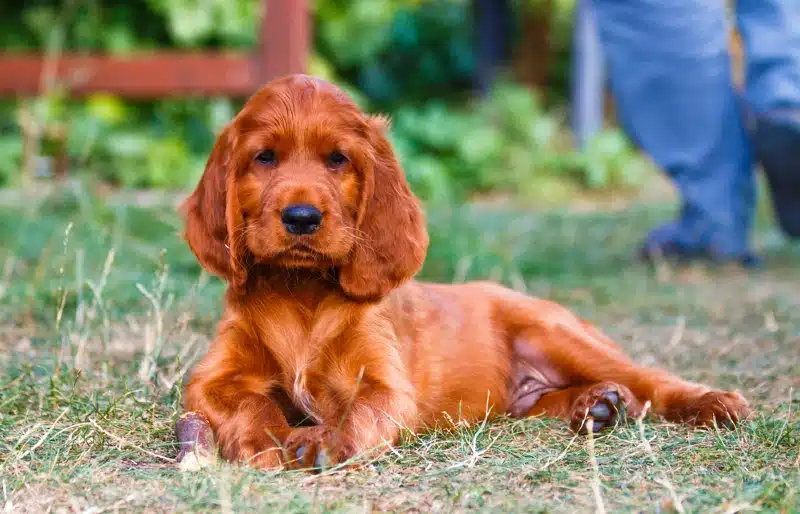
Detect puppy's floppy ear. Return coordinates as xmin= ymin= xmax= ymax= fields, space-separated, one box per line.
xmin=180 ymin=125 xmax=249 ymax=293
xmin=338 ymin=114 xmax=429 ymax=301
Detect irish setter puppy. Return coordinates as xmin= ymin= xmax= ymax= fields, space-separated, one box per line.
xmin=178 ymin=74 xmax=750 ymax=470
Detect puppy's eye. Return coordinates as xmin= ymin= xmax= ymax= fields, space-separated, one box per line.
xmin=326 ymin=151 xmax=348 ymax=170
xmin=255 ymin=149 xmax=277 ymax=166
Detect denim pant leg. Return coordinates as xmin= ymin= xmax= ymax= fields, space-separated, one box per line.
xmin=738 ymin=0 xmax=800 ymax=237
xmin=737 ymin=0 xmax=800 ymax=114
xmin=473 ymin=0 xmax=513 ymax=97
xmin=591 ymin=0 xmax=755 ymax=257
xmin=571 ymin=0 xmax=606 ymax=150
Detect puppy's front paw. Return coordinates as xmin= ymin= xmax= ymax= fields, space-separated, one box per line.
xmin=283 ymin=426 xmax=356 ymax=472
xmin=213 ymin=422 xmax=286 ymax=470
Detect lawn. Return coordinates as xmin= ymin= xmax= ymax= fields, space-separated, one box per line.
xmin=1 ymin=184 xmax=798 ymax=513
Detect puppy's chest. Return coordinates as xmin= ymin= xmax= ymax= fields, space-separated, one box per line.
xmin=252 ymin=306 xmax=364 ymax=422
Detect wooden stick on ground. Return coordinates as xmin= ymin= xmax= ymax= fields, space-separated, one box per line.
xmin=175 ymin=411 xmax=216 ymax=471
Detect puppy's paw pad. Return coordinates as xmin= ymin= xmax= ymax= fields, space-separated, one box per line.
xmin=284 ymin=426 xmax=354 ymax=473
xmin=313 ymin=449 xmax=329 ymax=470
xmin=570 ymin=382 xmax=639 ymax=434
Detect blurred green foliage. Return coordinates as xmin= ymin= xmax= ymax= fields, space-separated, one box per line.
xmin=0 ymin=0 xmax=647 ymax=201
xmin=0 ymin=136 xmax=22 ymax=186
xmin=391 ymin=82 xmax=647 ymax=203
xmin=314 ymin=0 xmax=474 ymax=108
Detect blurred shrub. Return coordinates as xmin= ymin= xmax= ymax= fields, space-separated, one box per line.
xmin=0 ymin=0 xmax=256 ymax=51
xmin=314 ymin=0 xmax=474 ymax=108
xmin=392 ymin=82 xmax=648 ymax=205
xmin=69 ymin=96 xmax=229 ymax=188
xmin=0 ymin=135 xmax=23 ymax=187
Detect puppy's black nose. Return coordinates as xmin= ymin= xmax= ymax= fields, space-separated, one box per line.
xmin=281 ymin=204 xmax=322 ymax=235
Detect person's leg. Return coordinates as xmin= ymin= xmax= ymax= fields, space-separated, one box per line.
xmin=739 ymin=0 xmax=800 ymax=237
xmin=473 ymin=0 xmax=513 ymax=97
xmin=591 ymin=0 xmax=756 ymax=262
xmin=738 ymin=0 xmax=800 ymax=114
xmin=571 ymin=0 xmax=606 ymax=150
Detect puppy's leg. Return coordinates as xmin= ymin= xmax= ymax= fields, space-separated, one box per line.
xmin=509 ymin=299 xmax=750 ymax=430
xmin=183 ymin=329 xmax=292 ymax=469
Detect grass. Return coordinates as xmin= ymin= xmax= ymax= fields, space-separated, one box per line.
xmin=1 ymin=182 xmax=798 ymax=513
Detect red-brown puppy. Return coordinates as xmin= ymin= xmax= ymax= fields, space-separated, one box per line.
xmin=179 ymin=74 xmax=750 ymax=470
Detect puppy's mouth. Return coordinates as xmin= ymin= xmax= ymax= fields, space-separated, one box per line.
xmin=279 ymin=242 xmax=328 ymax=265
xmin=286 ymin=243 xmax=316 ymax=256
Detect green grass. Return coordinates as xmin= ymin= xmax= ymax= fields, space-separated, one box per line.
xmin=1 ymin=183 xmax=798 ymax=513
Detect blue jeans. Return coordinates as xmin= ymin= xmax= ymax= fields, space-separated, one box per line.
xmin=473 ymin=0 xmax=513 ymax=97
xmin=573 ymin=0 xmax=800 ymax=257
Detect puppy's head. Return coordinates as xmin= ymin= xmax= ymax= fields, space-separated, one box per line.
xmin=181 ymin=75 xmax=428 ymax=301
